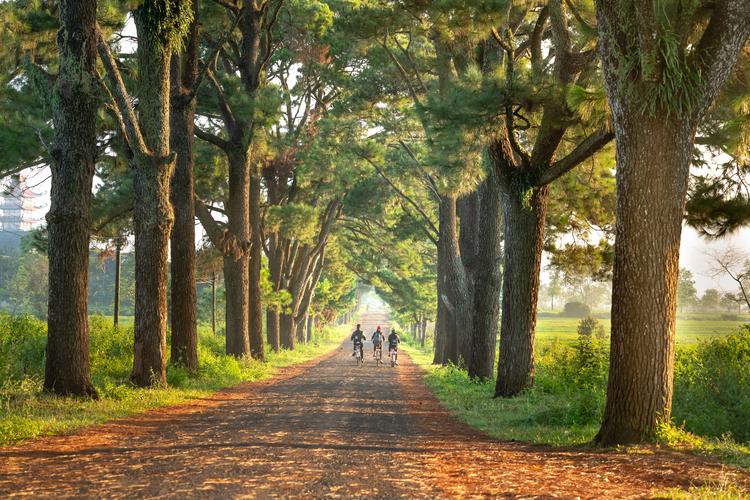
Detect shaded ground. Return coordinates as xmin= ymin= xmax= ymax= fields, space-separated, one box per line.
xmin=1 ymin=310 xmax=748 ymax=498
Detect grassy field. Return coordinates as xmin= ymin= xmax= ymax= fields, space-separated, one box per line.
xmin=536 ymin=317 xmax=746 ymax=346
xmin=0 ymin=315 xmax=348 ymax=446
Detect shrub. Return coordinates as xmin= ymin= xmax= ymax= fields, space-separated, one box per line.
xmin=560 ymin=301 xmax=591 ymax=318
xmin=576 ymin=316 xmax=607 ymax=341
xmin=672 ymin=325 xmax=750 ymax=442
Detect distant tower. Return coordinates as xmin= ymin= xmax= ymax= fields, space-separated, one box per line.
xmin=0 ymin=176 xmax=42 ymax=231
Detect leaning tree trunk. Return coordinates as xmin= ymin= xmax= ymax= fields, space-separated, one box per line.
xmin=248 ymin=173 xmax=264 ymax=360
xmin=596 ymin=117 xmax=693 ymax=445
xmin=169 ymin=38 xmax=198 ymax=371
xmin=469 ymin=172 xmax=503 ymax=380
xmin=495 ymin=184 xmax=549 ymax=397
xmin=130 ymin=11 xmax=176 ymax=387
xmin=224 ymin=152 xmax=251 ymax=357
xmin=44 ymin=0 xmax=98 ymax=398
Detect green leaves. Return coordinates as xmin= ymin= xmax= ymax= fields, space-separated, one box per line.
xmin=132 ymin=0 xmax=194 ymax=51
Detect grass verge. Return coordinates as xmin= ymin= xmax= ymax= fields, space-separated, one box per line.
xmin=401 ymin=334 xmax=750 ymax=470
xmin=0 ymin=317 xmax=347 ymax=446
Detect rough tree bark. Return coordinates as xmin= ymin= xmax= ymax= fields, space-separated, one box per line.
xmin=594 ymin=0 xmax=750 ymax=445
xmin=248 ymin=172 xmax=264 ymax=359
xmin=468 ymin=171 xmax=503 ymax=380
xmin=495 ymin=184 xmax=549 ymax=396
xmin=440 ymin=196 xmax=473 ymax=367
xmin=113 ymin=237 xmax=122 ymax=327
xmin=44 ymin=0 xmax=99 ymax=397
xmin=169 ymin=3 xmax=199 ymax=370
xmin=130 ymin=6 xmax=179 ymax=387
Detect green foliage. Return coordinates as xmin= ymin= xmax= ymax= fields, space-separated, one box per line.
xmin=408 ymin=323 xmax=750 ymax=467
xmin=677 ymin=267 xmax=699 ymax=311
xmin=265 ymin=203 xmax=319 ymax=243
xmin=132 ymin=0 xmax=194 ymax=51
xmin=672 ymin=326 xmax=750 ymax=442
xmin=576 ymin=316 xmax=606 ymax=340
xmin=561 ymin=301 xmax=591 ymax=318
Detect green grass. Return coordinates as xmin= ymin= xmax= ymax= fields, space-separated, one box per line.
xmin=401 ymin=323 xmax=750 ymax=469
xmin=536 ymin=317 xmax=745 ymax=346
xmin=406 ymin=347 xmax=600 ymax=445
xmin=656 ymin=480 xmax=747 ymax=499
xmin=0 ymin=314 xmax=347 ymax=446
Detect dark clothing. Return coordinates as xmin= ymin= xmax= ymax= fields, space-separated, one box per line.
xmin=351 ymin=329 xmax=366 ymax=344
xmin=388 ymin=332 xmax=400 ymax=348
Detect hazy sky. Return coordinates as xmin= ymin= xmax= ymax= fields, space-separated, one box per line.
xmin=680 ymin=225 xmax=750 ymax=294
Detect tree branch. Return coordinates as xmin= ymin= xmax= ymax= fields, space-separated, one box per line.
xmin=535 ymin=128 xmax=614 ymax=186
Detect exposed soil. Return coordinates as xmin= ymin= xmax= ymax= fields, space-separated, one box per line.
xmin=0 ymin=310 xmax=748 ymax=498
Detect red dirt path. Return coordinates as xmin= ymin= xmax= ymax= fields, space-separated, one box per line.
xmin=0 ymin=311 xmax=748 ymax=498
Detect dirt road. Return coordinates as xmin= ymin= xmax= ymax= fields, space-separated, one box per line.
xmin=0 ymin=310 xmax=747 ymax=498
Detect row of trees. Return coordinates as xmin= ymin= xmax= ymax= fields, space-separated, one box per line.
xmin=2 ymin=0 xmax=750 ymax=446
xmin=1 ymin=0 xmax=363 ymax=394
xmin=328 ymin=0 xmax=750 ymax=446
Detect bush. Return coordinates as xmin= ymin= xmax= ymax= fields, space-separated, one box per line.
xmin=576 ymin=316 xmax=607 ymax=340
xmin=560 ymin=301 xmax=591 ymax=318
xmin=672 ymin=325 xmax=750 ymax=443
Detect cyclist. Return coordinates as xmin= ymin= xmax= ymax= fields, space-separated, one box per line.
xmin=351 ymin=324 xmax=366 ymax=359
xmin=388 ymin=328 xmax=401 ymax=365
xmin=371 ymin=326 xmax=385 ymax=357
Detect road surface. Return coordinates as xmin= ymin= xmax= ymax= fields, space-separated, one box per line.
xmin=0 ymin=310 xmax=747 ymax=498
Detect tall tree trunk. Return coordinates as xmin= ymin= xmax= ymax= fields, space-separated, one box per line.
xmin=44 ymin=0 xmax=98 ymax=397
xmin=306 ymin=314 xmax=314 ymax=343
xmin=469 ymin=172 xmax=503 ymax=380
xmin=458 ymin=187 xmax=481 ymax=365
xmin=113 ymin=239 xmax=122 ymax=327
xmin=169 ymin=13 xmax=199 ymax=370
xmin=224 ymin=153 xmax=250 ymax=357
xmin=280 ymin=312 xmax=295 ymax=350
xmin=420 ymin=315 xmax=427 ymax=347
xmin=211 ymin=271 xmax=216 ymax=335
xmin=441 ymin=195 xmax=473 ymax=367
xmin=248 ymin=173 xmax=264 ymax=360
xmin=267 ymin=309 xmax=280 ymax=351
xmin=130 ymin=10 xmax=176 ymax=387
xmin=596 ymin=118 xmax=693 ymax=445
xmin=495 ymin=185 xmax=549 ymax=397
xmin=593 ymin=0 xmax=750 ymax=445
xmin=297 ymin=314 xmax=308 ymax=344
xmin=433 ymin=250 xmax=449 ymax=365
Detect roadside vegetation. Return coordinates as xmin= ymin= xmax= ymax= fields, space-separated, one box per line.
xmin=0 ymin=314 xmax=347 ymax=445
xmin=401 ymin=320 xmax=750 ymax=468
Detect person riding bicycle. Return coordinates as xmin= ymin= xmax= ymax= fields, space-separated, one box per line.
xmin=388 ymin=328 xmax=401 ymax=365
xmin=351 ymin=324 xmax=366 ymax=359
xmin=371 ymin=326 xmax=385 ymax=356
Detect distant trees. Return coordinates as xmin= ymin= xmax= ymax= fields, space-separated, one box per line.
xmin=677 ymin=268 xmax=699 ymax=313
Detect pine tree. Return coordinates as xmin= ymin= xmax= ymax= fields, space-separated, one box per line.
xmin=595 ymin=0 xmax=750 ymax=445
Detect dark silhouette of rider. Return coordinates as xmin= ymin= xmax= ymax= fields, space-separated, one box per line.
xmin=351 ymin=324 xmax=366 ymax=358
